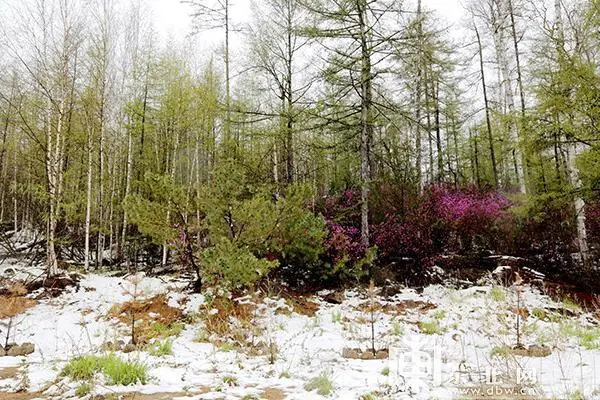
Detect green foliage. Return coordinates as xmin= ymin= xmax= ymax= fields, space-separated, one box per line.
xmin=391 ymin=321 xmax=404 ymax=336
xmin=560 ymin=322 xmax=600 ymax=350
xmin=197 ymin=161 xmax=325 ymax=288
xmin=222 ymin=375 xmax=239 ymax=386
xmin=490 ymin=346 xmax=511 ymax=358
xmin=304 ymin=370 xmax=334 ymax=396
xmin=201 ymin=238 xmax=278 ymax=289
xmin=125 ymin=172 xmax=190 ymax=245
xmin=61 ymin=354 xmax=148 ymax=386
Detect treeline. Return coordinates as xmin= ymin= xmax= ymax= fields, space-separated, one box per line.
xmin=0 ymin=0 xmax=599 ymax=289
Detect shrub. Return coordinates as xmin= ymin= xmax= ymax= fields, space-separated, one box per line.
xmin=489 ymin=287 xmax=506 ymax=302
xmin=371 ymin=184 xmax=511 ymax=261
xmin=197 ymin=162 xmax=325 ymax=289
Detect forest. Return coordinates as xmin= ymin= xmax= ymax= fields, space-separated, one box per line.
xmin=0 ymin=0 xmax=599 ymax=291
xmin=0 ymin=0 xmax=600 ymax=399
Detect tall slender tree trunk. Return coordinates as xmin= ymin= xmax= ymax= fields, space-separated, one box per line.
xmin=358 ymin=0 xmax=372 ymax=247
xmin=285 ymin=0 xmax=294 ymax=184
xmin=96 ymin=118 xmax=105 ymax=270
xmin=121 ymin=124 xmax=133 ymax=265
xmin=491 ymin=0 xmax=526 ymax=193
xmin=415 ymin=0 xmax=423 ymax=192
xmin=554 ymin=0 xmax=590 ymax=268
xmin=224 ymin=0 xmax=232 ymax=153
xmin=474 ymin=23 xmax=499 ymax=187
xmin=84 ymin=125 xmax=93 ymax=270
xmin=434 ymin=80 xmax=443 ymax=180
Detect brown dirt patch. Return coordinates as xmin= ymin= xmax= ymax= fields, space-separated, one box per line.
xmin=276 ymin=296 xmax=319 ymax=317
xmin=496 ymin=345 xmax=552 ymax=358
xmin=27 ymin=274 xmax=81 ymax=298
xmin=92 ymin=388 xmax=211 ymax=399
xmin=0 ymin=393 xmax=44 ymax=400
xmin=0 ymin=296 xmax=37 ymax=319
xmin=0 ymin=367 xmax=19 ymax=380
xmin=199 ymin=296 xmax=256 ymax=338
xmin=342 ymin=347 xmax=389 ymax=360
xmin=107 ymin=295 xmax=183 ymax=342
xmin=197 ymin=297 xmax=265 ymax=352
xmin=260 ymin=387 xmax=286 ymax=400
xmin=356 ymin=299 xmax=436 ymax=315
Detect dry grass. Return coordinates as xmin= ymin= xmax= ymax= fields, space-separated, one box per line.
xmin=0 ymin=367 xmax=20 ymax=380
xmin=0 ymin=280 xmax=36 ymax=319
xmin=260 ymin=387 xmax=286 ymax=400
xmin=0 ymin=296 xmax=37 ymax=319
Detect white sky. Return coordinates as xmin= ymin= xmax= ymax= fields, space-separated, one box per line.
xmin=149 ymin=0 xmax=465 ymax=44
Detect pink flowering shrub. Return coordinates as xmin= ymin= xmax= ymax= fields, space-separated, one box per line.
xmin=324 ymin=223 xmax=367 ymax=264
xmin=372 ymin=184 xmax=511 ymax=258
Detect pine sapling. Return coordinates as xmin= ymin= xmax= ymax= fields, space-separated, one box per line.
xmin=4 ymin=317 xmax=12 ymax=348
xmin=123 ymin=274 xmax=144 ymax=346
xmin=367 ymin=280 xmax=379 ymax=355
xmin=513 ymin=272 xmax=524 ymax=348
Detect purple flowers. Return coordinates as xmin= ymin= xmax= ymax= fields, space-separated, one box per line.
xmin=322 ymin=184 xmax=513 ymax=264
xmin=432 ymin=185 xmax=510 ymax=226
xmin=324 ymin=222 xmax=367 ymax=264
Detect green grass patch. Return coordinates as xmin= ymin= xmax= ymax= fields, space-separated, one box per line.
xmin=489 ymin=287 xmax=505 ymax=302
xmin=148 ymin=339 xmax=173 ymax=356
xmin=223 ymin=375 xmax=238 ymax=386
xmin=61 ymin=355 xmax=100 ymax=380
xmin=560 ymin=322 xmax=600 ymax=350
xmin=391 ymin=321 xmax=404 ymax=336
xmin=75 ymin=382 xmax=93 ymax=397
xmin=490 ymin=346 xmax=511 ymax=358
xmin=150 ymin=321 xmax=184 ymax=338
xmin=331 ymin=310 xmax=342 ymax=323
xmin=304 ymin=370 xmax=334 ymax=396
xmin=418 ymin=320 xmax=442 ymax=335
xmin=61 ymin=354 xmax=148 ymax=385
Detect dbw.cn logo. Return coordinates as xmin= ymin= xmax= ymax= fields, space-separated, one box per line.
xmin=389 ymin=333 xmax=442 ymax=391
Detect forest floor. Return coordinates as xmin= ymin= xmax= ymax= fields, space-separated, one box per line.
xmin=0 ymin=256 xmax=599 ymax=399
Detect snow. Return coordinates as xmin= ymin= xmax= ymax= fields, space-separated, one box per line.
xmin=0 ymin=262 xmax=599 ymax=399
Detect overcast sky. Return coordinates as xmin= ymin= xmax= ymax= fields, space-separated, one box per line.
xmin=149 ymin=0 xmax=466 ymax=45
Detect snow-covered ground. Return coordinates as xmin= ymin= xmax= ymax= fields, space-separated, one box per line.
xmin=0 ymin=259 xmax=599 ymax=399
